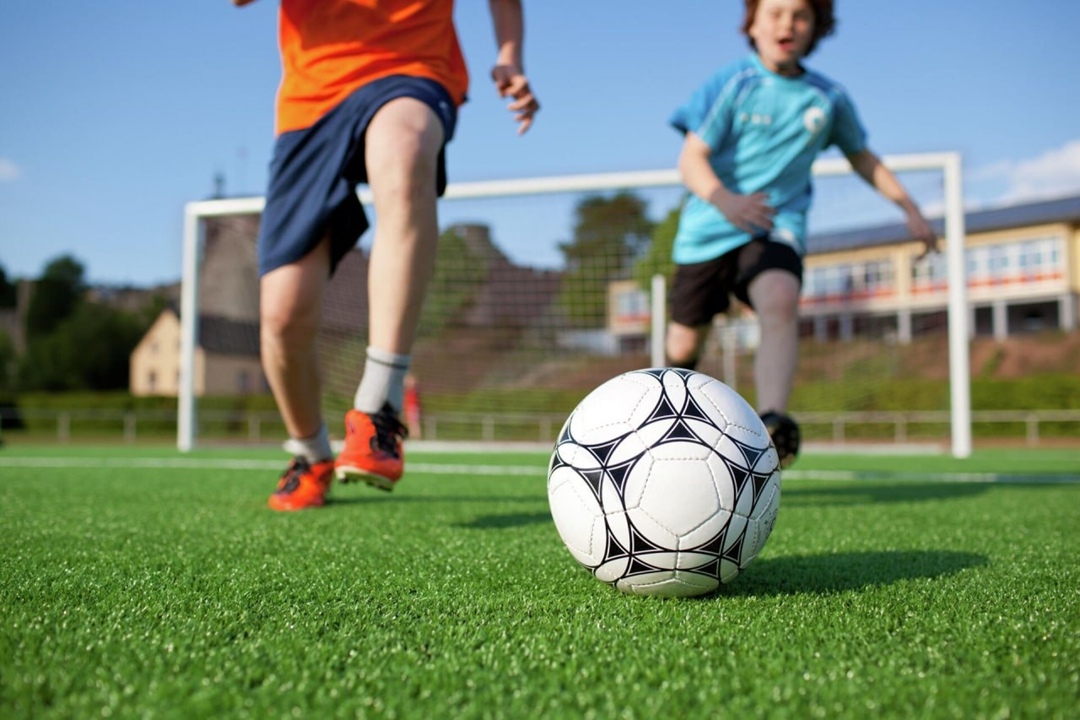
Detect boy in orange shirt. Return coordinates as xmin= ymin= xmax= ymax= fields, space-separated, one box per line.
xmin=232 ymin=0 xmax=540 ymax=510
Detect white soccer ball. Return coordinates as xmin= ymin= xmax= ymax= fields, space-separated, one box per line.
xmin=547 ymin=368 xmax=781 ymax=597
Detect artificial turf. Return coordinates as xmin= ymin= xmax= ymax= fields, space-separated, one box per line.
xmin=1 ymin=446 xmax=1078 ymax=718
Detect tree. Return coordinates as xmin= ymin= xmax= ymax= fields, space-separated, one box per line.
xmin=0 ymin=264 xmax=17 ymax=309
xmin=557 ymin=192 xmax=655 ymax=328
xmin=0 ymin=331 xmax=15 ymax=394
xmin=15 ymin=255 xmax=163 ymax=392
xmin=24 ymin=255 xmax=85 ymax=340
xmin=417 ymin=226 xmax=490 ymax=337
xmin=18 ymin=301 xmax=144 ymax=391
xmin=631 ymin=201 xmax=684 ymax=291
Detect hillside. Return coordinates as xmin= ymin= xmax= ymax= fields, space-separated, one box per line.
xmin=403 ymin=328 xmax=1079 ymax=417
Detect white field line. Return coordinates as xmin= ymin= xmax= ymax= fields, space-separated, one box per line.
xmin=782 ymin=470 xmax=1080 ymax=484
xmin=0 ymin=456 xmax=1076 ymax=484
xmin=0 ymin=456 xmax=546 ymax=476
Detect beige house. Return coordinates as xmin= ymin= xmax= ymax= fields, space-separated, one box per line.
xmin=130 ymin=307 xmax=264 ymax=397
xmin=130 ymin=213 xmax=267 ymax=397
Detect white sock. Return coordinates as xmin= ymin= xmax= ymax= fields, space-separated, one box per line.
xmin=354 ymin=347 xmax=410 ymax=414
xmin=283 ymin=423 xmax=333 ymax=463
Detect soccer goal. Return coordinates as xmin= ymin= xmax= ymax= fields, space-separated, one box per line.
xmin=177 ymin=152 xmax=969 ymax=457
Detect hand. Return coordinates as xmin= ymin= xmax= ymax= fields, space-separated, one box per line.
xmin=232 ymin=0 xmax=257 ymax=6
xmin=710 ymin=188 xmax=776 ymax=234
xmin=906 ymin=210 xmax=938 ymax=258
xmin=491 ymin=64 xmax=539 ymax=135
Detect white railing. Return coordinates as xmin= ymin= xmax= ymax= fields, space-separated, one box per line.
xmin=4 ymin=408 xmax=1076 ymax=448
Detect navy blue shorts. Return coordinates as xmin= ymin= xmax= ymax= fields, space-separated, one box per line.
xmin=670 ymin=237 xmax=803 ymax=327
xmin=257 ymin=75 xmax=458 ymax=277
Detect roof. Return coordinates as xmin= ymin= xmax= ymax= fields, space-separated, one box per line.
xmin=807 ymin=192 xmax=1080 ymax=255
xmin=198 ymin=315 xmax=260 ymax=357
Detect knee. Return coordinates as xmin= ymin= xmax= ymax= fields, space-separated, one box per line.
xmin=367 ymin=117 xmax=441 ymax=201
xmin=375 ymin=136 xmax=437 ymax=193
xmin=757 ymin=296 xmax=799 ymax=326
xmin=260 ymin=300 xmax=319 ymax=348
xmin=751 ymin=280 xmax=800 ymax=326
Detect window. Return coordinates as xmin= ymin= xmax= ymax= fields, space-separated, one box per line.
xmin=966 ymin=247 xmax=982 ymax=279
xmin=1018 ymin=237 xmax=1064 ymax=281
xmin=912 ymin=252 xmax=946 ymax=289
xmin=806 ymin=259 xmax=894 ymax=300
xmin=863 ymin=260 xmax=894 ymax=293
xmin=615 ymin=289 xmax=648 ymax=319
xmin=988 ymin=246 xmax=1008 ymax=279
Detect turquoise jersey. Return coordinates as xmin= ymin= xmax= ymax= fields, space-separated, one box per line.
xmin=670 ymin=53 xmax=867 ymax=264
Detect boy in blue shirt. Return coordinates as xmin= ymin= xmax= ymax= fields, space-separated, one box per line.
xmin=666 ymin=0 xmax=936 ymax=467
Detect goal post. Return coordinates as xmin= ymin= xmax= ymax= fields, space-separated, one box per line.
xmin=177 ymin=152 xmax=970 ymax=457
xmin=803 ymin=152 xmax=970 ymax=457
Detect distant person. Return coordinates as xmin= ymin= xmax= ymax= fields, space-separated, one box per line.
xmin=232 ymin=0 xmax=540 ymax=510
xmin=665 ymin=0 xmax=936 ymax=467
xmin=403 ymin=372 xmax=423 ymax=439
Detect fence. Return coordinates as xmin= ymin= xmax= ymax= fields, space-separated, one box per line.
xmin=4 ymin=408 xmax=1079 ymax=448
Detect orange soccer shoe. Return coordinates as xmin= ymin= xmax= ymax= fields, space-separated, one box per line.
xmin=268 ymin=456 xmax=335 ymax=511
xmin=335 ymin=404 xmax=408 ymax=491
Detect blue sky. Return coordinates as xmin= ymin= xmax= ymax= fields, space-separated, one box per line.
xmin=2 ymin=0 xmax=1080 ymax=285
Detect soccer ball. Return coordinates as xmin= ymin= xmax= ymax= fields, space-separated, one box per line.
xmin=547 ymin=368 xmax=781 ymax=597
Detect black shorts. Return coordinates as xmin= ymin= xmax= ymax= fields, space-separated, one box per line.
xmin=670 ymin=237 xmax=803 ymax=327
xmin=257 ymin=75 xmax=458 ymax=277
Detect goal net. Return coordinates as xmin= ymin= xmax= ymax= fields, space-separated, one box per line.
xmin=178 ymin=153 xmax=969 ymax=456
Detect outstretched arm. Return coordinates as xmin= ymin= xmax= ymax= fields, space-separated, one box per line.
xmin=679 ymin=132 xmax=775 ymax=234
xmin=848 ymin=148 xmax=938 ymax=257
xmin=488 ymin=0 xmax=539 ymax=134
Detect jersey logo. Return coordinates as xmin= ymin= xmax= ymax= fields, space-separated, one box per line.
xmin=803 ymin=107 xmax=826 ymax=134
xmin=739 ymin=112 xmax=774 ymax=126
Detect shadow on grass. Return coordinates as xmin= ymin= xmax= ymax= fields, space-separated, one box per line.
xmin=726 ymin=549 xmax=987 ymax=597
xmin=781 ymin=482 xmax=990 ymax=505
xmin=325 ymin=494 xmax=545 ymax=508
xmin=452 ymin=511 xmax=552 ymax=529
xmin=320 ymin=497 xmax=552 ymax=529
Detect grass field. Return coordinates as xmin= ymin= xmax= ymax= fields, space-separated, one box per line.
xmin=2 ymin=444 xmax=1078 ymax=719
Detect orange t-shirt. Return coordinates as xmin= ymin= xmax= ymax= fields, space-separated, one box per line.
xmin=275 ymin=0 xmax=469 ymax=135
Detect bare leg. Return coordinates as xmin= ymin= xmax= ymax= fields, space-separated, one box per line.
xmin=333 ymin=98 xmax=444 ymax=488
xmin=364 ymin=97 xmax=445 ymax=355
xmin=259 ymin=238 xmax=330 ymax=439
xmin=666 ymin=321 xmax=709 ymax=368
xmin=746 ymin=269 xmax=801 ymax=414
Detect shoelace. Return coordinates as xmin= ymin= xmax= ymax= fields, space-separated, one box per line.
xmin=277 ymin=457 xmax=310 ymax=492
xmin=370 ymin=406 xmax=408 ymax=456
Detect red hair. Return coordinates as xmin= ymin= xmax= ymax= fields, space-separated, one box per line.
xmin=741 ymin=0 xmax=837 ymax=57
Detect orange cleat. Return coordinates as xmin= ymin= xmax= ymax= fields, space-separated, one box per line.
xmin=268 ymin=457 xmax=335 ymax=511
xmin=335 ymin=404 xmax=407 ymax=491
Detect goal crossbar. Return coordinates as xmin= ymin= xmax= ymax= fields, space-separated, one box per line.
xmin=178 ymin=152 xmax=970 ymax=457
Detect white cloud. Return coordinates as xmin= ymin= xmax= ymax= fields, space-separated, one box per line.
xmin=0 ymin=157 xmax=21 ymax=182
xmin=972 ymin=138 xmax=1080 ymax=204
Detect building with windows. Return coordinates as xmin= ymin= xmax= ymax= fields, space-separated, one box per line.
xmin=130 ymin=307 xmax=264 ymax=397
xmin=611 ymin=192 xmax=1080 ymax=347
xmin=801 ymin=193 xmax=1079 ymax=343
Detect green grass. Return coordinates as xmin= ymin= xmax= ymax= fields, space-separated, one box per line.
xmin=2 ymin=446 xmax=1078 ymax=719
